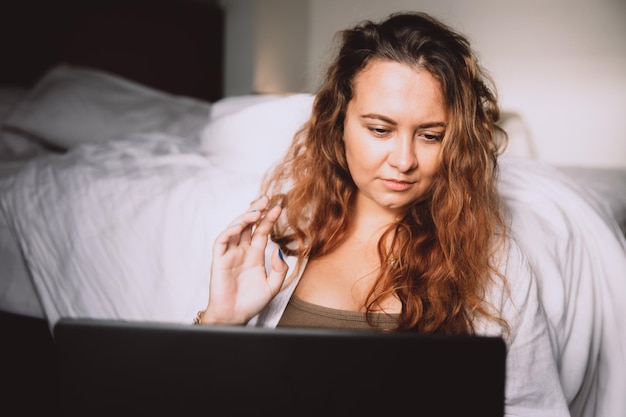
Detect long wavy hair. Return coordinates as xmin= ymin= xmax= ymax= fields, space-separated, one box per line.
xmin=262 ymin=11 xmax=509 ymax=334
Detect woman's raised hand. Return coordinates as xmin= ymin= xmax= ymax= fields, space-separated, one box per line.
xmin=200 ymin=195 xmax=288 ymax=325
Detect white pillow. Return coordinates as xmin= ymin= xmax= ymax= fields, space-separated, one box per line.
xmin=0 ymin=130 xmax=54 ymax=159
xmin=0 ymin=85 xmax=26 ymax=121
xmin=200 ymin=93 xmax=315 ymax=178
xmin=210 ymin=94 xmax=283 ymax=120
xmin=2 ymin=64 xmax=212 ymax=151
xmin=0 ymin=86 xmax=32 ymax=159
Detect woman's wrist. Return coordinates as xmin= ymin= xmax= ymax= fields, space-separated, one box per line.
xmin=192 ymin=310 xmax=205 ymax=325
xmin=193 ymin=308 xmax=247 ymax=325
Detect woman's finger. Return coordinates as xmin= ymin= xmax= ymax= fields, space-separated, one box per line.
xmin=213 ymin=196 xmax=271 ymax=254
xmin=250 ymin=204 xmax=282 ymax=250
xmin=236 ymin=196 xmax=272 ymax=245
xmin=213 ymin=221 xmax=244 ymax=256
xmin=266 ymin=246 xmax=289 ymax=294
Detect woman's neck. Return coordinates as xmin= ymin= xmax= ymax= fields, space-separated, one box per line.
xmin=347 ymin=192 xmax=403 ymax=246
xmin=293 ymin=194 xmax=403 ymax=313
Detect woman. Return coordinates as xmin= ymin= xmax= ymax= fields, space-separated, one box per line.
xmin=197 ymin=11 xmax=570 ymax=416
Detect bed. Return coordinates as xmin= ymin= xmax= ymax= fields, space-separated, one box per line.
xmin=0 ymin=0 xmax=225 ymax=413
xmin=1 ymin=1 xmax=625 ymax=416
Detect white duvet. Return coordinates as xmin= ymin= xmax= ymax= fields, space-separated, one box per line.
xmin=498 ymin=157 xmax=626 ymax=417
xmin=0 ymin=133 xmax=262 ymax=325
xmin=0 ymin=95 xmax=625 ymax=416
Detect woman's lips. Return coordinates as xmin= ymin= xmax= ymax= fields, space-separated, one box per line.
xmin=381 ymin=178 xmax=413 ymax=191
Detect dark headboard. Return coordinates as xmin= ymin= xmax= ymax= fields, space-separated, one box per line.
xmin=0 ymin=0 xmax=224 ymax=102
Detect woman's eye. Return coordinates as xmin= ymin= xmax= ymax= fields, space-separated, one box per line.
xmin=368 ymin=127 xmax=390 ymax=137
xmin=422 ymin=133 xmax=444 ymax=142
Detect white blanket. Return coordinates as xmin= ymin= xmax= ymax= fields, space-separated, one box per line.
xmin=498 ymin=156 xmax=626 ymax=417
xmin=0 ymin=133 xmax=261 ymax=325
xmin=0 ymin=132 xmax=624 ymax=417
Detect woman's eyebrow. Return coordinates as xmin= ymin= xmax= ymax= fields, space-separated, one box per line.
xmin=361 ymin=113 xmax=396 ymax=124
xmin=418 ymin=122 xmax=447 ymax=129
xmin=361 ymin=113 xmax=446 ymax=129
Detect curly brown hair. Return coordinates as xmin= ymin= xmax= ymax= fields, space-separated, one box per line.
xmin=262 ymin=11 xmax=509 ymax=334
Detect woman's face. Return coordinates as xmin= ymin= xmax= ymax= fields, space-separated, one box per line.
xmin=343 ymin=60 xmax=447 ymax=216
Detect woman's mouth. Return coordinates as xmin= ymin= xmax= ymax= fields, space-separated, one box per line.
xmin=381 ymin=178 xmax=413 ymax=191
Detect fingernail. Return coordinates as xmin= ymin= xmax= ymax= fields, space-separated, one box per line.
xmin=278 ymin=248 xmax=284 ymax=261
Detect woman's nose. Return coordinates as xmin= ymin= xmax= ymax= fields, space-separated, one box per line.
xmin=388 ymin=135 xmax=418 ymax=172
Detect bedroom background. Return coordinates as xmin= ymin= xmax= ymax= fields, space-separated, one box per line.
xmin=0 ymin=0 xmax=624 ymax=415
xmin=220 ymin=0 xmax=626 ymax=169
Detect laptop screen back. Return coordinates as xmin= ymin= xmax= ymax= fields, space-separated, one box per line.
xmin=54 ymin=318 xmax=506 ymax=417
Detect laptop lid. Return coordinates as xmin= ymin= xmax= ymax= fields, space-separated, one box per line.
xmin=54 ymin=318 xmax=506 ymax=417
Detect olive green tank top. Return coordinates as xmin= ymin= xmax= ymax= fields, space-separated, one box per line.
xmin=277 ymin=294 xmax=399 ymax=331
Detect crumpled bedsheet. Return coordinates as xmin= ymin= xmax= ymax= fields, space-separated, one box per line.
xmin=499 ymin=156 xmax=626 ymax=417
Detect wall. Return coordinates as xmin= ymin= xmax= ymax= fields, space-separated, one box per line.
xmin=220 ymin=0 xmax=256 ymax=95
xmin=220 ymin=0 xmax=309 ymax=94
xmin=222 ymin=0 xmax=626 ymax=168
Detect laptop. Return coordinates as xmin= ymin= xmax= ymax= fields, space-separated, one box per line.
xmin=53 ymin=318 xmax=506 ymax=417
